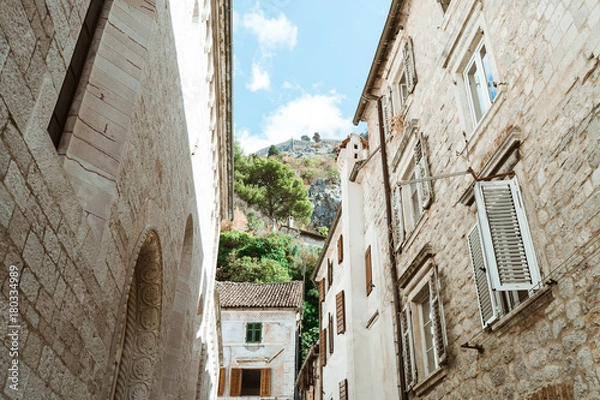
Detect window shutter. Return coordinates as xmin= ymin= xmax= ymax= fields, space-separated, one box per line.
xmin=328 ymin=259 xmax=333 ymax=288
xmin=328 ymin=314 xmax=334 ymax=354
xmin=400 ymin=305 xmax=416 ymax=389
xmin=217 ymin=368 xmax=225 ymax=396
xmin=413 ymin=133 xmax=432 ymax=209
xmin=403 ymin=37 xmax=417 ymax=93
xmin=365 ymin=246 xmax=373 ymax=296
xmin=320 ymin=328 xmax=327 ymax=366
xmin=429 ymin=266 xmax=447 ymax=364
xmin=337 ymin=234 xmax=344 ymax=263
xmin=474 ymin=178 xmax=541 ymax=291
xmin=260 ymin=368 xmax=271 ymax=396
xmin=382 ymin=90 xmax=393 ymax=136
xmin=339 ymin=379 xmax=348 ymax=400
xmin=467 ymin=223 xmax=498 ymax=327
xmin=229 ymin=368 xmax=242 ymax=396
xmin=336 ymin=291 xmax=346 ymax=334
xmin=318 ymin=279 xmax=325 ymax=302
xmin=392 ymin=185 xmax=405 ymax=250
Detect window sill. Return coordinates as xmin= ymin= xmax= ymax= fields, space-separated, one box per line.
xmin=489 ymin=284 xmax=554 ymax=333
xmin=413 ymin=366 xmax=447 ymax=397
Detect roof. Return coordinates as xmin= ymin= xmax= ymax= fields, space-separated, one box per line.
xmin=216 ymin=281 xmax=304 ymax=309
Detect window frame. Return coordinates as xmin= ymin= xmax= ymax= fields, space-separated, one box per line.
xmin=245 ymin=322 xmax=263 ymax=344
xmin=463 ymin=37 xmax=498 ymax=127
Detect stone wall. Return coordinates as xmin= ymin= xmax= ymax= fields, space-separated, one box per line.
xmin=0 ymin=0 xmax=223 ymax=397
xmin=357 ymin=0 xmax=600 ymax=398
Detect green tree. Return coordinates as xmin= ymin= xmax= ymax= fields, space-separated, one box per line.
xmin=235 ymin=157 xmax=313 ymax=224
xmin=267 ymin=145 xmax=280 ymax=157
xmin=222 ymin=254 xmax=291 ymax=283
xmin=301 ymin=135 xmax=311 ymax=141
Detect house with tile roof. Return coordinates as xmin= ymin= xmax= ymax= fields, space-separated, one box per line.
xmin=215 ymin=281 xmax=304 ymax=399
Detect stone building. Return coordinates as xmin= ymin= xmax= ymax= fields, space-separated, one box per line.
xmin=0 ymin=0 xmax=232 ymax=397
xmin=316 ymin=0 xmax=600 ymax=399
xmin=312 ymin=133 xmax=402 ymax=400
xmin=215 ymin=281 xmax=303 ymax=400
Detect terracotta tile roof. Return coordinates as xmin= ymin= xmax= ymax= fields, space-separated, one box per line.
xmin=216 ymin=281 xmax=304 ymax=309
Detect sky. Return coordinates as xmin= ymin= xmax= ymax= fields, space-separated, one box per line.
xmin=233 ymin=0 xmax=391 ymax=153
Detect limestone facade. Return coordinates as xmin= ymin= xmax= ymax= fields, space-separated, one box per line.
xmin=318 ymin=0 xmax=600 ymax=399
xmin=0 ymin=0 xmax=232 ymax=397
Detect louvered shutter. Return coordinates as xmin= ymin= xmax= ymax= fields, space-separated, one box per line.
xmin=320 ymin=328 xmax=327 ymax=366
xmin=474 ymin=178 xmax=541 ymax=291
xmin=365 ymin=246 xmax=373 ymax=296
xmin=428 ymin=266 xmax=447 ymax=364
xmin=467 ymin=223 xmax=498 ymax=327
xmin=217 ymin=368 xmax=225 ymax=396
xmin=328 ymin=259 xmax=333 ymax=288
xmin=392 ymin=185 xmax=405 ymax=250
xmin=336 ymin=291 xmax=346 ymax=334
xmin=400 ymin=305 xmax=416 ymax=389
xmin=382 ymin=90 xmax=393 ymax=136
xmin=318 ymin=279 xmax=325 ymax=302
xmin=338 ymin=234 xmax=344 ymax=263
xmin=259 ymin=368 xmax=271 ymax=396
xmin=229 ymin=368 xmax=242 ymax=396
xmin=339 ymin=379 xmax=348 ymax=400
xmin=403 ymin=37 xmax=417 ymax=93
xmin=413 ymin=133 xmax=432 ymax=209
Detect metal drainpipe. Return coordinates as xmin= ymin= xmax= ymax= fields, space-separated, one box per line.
xmin=377 ymin=98 xmax=408 ymax=400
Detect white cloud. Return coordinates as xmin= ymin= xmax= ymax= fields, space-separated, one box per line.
xmin=242 ymin=8 xmax=297 ymax=50
xmin=262 ymin=93 xmax=353 ymax=143
xmin=236 ymin=127 xmax=272 ymax=154
xmin=246 ymin=63 xmax=271 ymax=92
xmin=236 ymin=93 xmax=354 ymax=154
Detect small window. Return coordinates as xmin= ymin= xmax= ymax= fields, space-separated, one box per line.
xmin=230 ymin=368 xmax=271 ymax=397
xmin=245 ymin=322 xmax=262 ymax=343
xmin=438 ymin=0 xmax=451 ymax=13
xmin=337 ymin=234 xmax=344 ymax=264
xmin=327 ymin=259 xmax=333 ymax=288
xmin=464 ymin=38 xmax=497 ymax=125
xmin=328 ymin=314 xmax=334 ymax=354
xmin=393 ymin=70 xmax=409 ymax=114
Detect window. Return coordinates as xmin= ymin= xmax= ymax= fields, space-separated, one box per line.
xmin=464 ymin=38 xmax=497 ymax=125
xmin=467 ymin=177 xmax=541 ymax=327
xmin=392 ymin=70 xmax=409 ymax=114
xmin=229 ymin=368 xmax=271 ymax=397
xmin=336 ymin=291 xmax=346 ymax=334
xmin=48 ymin=0 xmax=104 ymax=148
xmin=245 ymin=322 xmax=262 ymax=343
xmin=400 ymin=267 xmax=447 ymax=389
xmin=328 ymin=314 xmax=334 ymax=354
xmin=438 ymin=0 xmax=451 ymax=13
xmin=365 ymin=246 xmax=373 ymax=296
xmin=337 ymin=235 xmax=344 ymax=263
xmin=392 ymin=133 xmax=432 ymax=249
xmin=318 ymin=279 xmax=325 ymax=302
xmin=339 ymin=379 xmax=348 ymax=400
xmin=320 ymin=328 xmax=327 ymax=366
xmin=327 ymin=259 xmax=333 ymax=288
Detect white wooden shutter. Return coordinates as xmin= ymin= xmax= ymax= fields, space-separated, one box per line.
xmin=392 ymin=185 xmax=405 ymax=250
xmin=413 ymin=133 xmax=432 ymax=209
xmin=400 ymin=305 xmax=416 ymax=389
xmin=403 ymin=37 xmax=417 ymax=94
xmin=467 ymin=223 xmax=498 ymax=327
xmin=474 ymin=178 xmax=541 ymax=291
xmin=382 ymin=90 xmax=393 ymax=136
xmin=428 ymin=266 xmax=447 ymax=364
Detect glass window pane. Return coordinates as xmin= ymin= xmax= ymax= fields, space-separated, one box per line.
xmin=480 ymin=46 xmax=497 ymax=102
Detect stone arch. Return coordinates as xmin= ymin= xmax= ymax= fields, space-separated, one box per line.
xmin=113 ymin=228 xmax=163 ymax=400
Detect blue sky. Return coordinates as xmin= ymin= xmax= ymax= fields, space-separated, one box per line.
xmin=233 ymin=0 xmax=390 ymax=153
